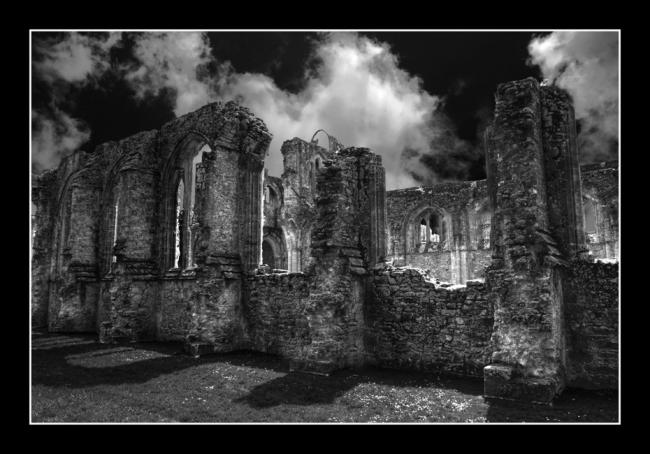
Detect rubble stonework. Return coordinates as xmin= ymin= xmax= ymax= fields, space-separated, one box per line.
xmin=31 ymin=78 xmax=619 ymax=403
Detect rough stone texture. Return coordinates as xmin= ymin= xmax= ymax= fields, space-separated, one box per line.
xmin=245 ymin=272 xmax=311 ymax=357
xmin=33 ymin=101 xmax=271 ymax=349
xmin=279 ymin=138 xmax=333 ymax=273
xmin=540 ymin=87 xmax=586 ymax=260
xmin=565 ymin=259 xmax=618 ymax=389
xmin=483 ymin=78 xmax=568 ymax=402
xmin=367 ymin=266 xmax=493 ymax=376
xmin=386 ymin=180 xmax=492 ymax=284
xmin=32 ymin=80 xmax=618 ymax=402
xmin=580 ymin=161 xmax=618 ymax=260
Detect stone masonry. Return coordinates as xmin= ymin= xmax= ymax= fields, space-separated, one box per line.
xmin=32 ymin=78 xmax=618 ymax=403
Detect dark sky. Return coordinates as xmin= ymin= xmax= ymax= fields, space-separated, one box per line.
xmin=206 ymin=31 xmax=540 ymax=143
xmin=32 ymin=31 xmax=551 ymax=183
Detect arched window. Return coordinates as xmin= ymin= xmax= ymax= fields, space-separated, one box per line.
xmin=174 ymin=178 xmax=185 ymax=269
xmin=419 ymin=219 xmax=428 ymax=243
xmin=429 ymin=213 xmax=440 ymax=244
xmin=164 ymin=139 xmax=210 ymax=271
xmin=407 ymin=207 xmax=446 ymax=253
xmin=111 ymin=192 xmax=120 ymax=266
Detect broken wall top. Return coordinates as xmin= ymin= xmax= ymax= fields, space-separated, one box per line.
xmin=33 ymin=100 xmax=272 ymax=203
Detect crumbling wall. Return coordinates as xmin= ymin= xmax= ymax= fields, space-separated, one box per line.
xmin=565 ymin=260 xmax=618 ymax=389
xmin=279 ymin=138 xmax=333 ymax=272
xmin=34 ymin=101 xmax=272 ymax=346
xmin=386 ymin=180 xmax=492 ymax=284
xmin=580 ymin=161 xmax=618 ymax=260
xmin=43 ymin=150 xmax=103 ymax=333
xmin=32 ymin=170 xmax=58 ymax=328
xmin=157 ymin=277 xmax=193 ymax=340
xmin=483 ymin=78 xmax=570 ymax=402
xmin=367 ymin=266 xmax=493 ymax=376
xmin=245 ymin=272 xmax=311 ymax=358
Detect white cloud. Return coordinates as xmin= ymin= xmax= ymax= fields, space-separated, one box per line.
xmin=528 ymin=31 xmax=619 ymax=162
xmin=32 ymin=32 xmax=123 ymax=172
xmin=33 ymin=32 xmax=121 ymax=84
xmin=125 ymin=32 xmax=221 ymax=116
xmin=218 ymin=33 xmax=441 ymax=189
xmin=31 ymin=108 xmax=90 ymax=172
xmin=34 ymin=31 xmax=460 ymax=188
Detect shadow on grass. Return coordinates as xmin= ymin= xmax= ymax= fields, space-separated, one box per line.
xmin=32 ymin=332 xmax=618 ymax=422
xmin=235 ymin=367 xmax=484 ymax=409
xmin=31 ymin=332 xmax=288 ymax=389
xmin=484 ymin=388 xmax=618 ymax=422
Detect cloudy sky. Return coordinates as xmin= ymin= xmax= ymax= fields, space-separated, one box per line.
xmin=31 ymin=30 xmax=619 ymax=189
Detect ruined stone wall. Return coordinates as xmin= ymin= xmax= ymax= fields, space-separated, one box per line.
xmin=33 ymin=101 xmax=272 ymax=346
xmin=41 ymin=151 xmax=103 ymax=333
xmin=279 ymin=138 xmax=333 ymax=272
xmin=367 ymin=266 xmax=494 ymax=377
xmin=245 ymin=272 xmax=311 ymax=358
xmin=242 ymin=146 xmax=384 ymax=373
xmin=483 ymin=78 xmax=569 ymax=402
xmin=32 ymin=170 xmax=58 ymax=328
xmin=386 ymin=180 xmax=492 ymax=284
xmin=565 ymin=260 xmax=618 ymax=389
xmin=580 ymin=161 xmax=618 ymax=260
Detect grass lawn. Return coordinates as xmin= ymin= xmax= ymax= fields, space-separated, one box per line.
xmin=31 ymin=332 xmax=618 ymax=423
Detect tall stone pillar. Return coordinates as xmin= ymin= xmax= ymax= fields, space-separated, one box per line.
xmin=366 ymin=154 xmax=387 ymax=267
xmin=483 ymin=78 xmax=572 ymax=403
xmin=291 ymin=147 xmax=386 ymax=374
xmin=540 ymin=86 xmax=588 ymax=259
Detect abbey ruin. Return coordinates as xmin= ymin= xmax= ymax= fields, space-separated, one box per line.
xmin=31 ymin=78 xmax=619 ymax=403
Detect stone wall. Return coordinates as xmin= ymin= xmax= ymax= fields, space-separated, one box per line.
xmin=31 ymin=81 xmax=619 ymax=402
xmin=386 ymin=180 xmax=492 ymax=284
xmin=279 ymin=138 xmax=333 ymax=273
xmin=244 ymin=272 xmax=312 ymax=358
xmin=483 ymin=78 xmax=569 ymax=402
xmin=580 ymin=161 xmax=618 ymax=260
xmin=367 ymin=266 xmax=494 ymax=377
xmin=566 ymin=259 xmax=619 ymax=389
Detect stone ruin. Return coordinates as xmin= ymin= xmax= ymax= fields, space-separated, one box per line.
xmin=31 ymin=78 xmax=619 ymax=403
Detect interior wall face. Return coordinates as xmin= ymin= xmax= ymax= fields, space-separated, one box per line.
xmin=385 ymin=180 xmax=493 ymax=285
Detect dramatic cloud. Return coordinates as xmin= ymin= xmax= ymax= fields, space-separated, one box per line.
xmin=33 ymin=31 xmax=469 ymax=188
xmin=528 ymin=31 xmax=619 ymax=163
xmin=31 ymin=32 xmax=123 ymax=172
xmin=31 ymin=108 xmax=91 ymax=172
xmin=218 ymin=33 xmax=440 ymax=188
xmin=124 ymin=32 xmax=222 ymax=116
xmin=33 ymin=32 xmax=121 ymax=84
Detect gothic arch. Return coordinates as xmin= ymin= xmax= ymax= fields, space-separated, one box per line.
xmin=160 ymin=132 xmax=213 ymax=271
xmin=262 ymin=227 xmax=288 ymax=270
xmin=402 ymin=204 xmax=450 ymax=254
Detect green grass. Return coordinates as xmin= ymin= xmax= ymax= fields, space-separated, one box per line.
xmin=31 ymin=332 xmax=618 ymax=423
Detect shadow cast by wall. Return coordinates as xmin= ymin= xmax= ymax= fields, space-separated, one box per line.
xmin=31 ymin=332 xmax=288 ymax=389
xmin=235 ymin=367 xmax=484 ymax=409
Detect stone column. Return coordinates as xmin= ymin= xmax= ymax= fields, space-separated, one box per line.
xmin=367 ymin=154 xmax=387 ymax=267
xmin=540 ymin=86 xmax=587 ymax=259
xmin=483 ymin=78 xmax=568 ymax=403
xmin=291 ymin=148 xmax=386 ymax=374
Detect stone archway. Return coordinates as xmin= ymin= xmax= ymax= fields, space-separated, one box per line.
xmin=262 ymin=227 xmax=288 ymax=271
